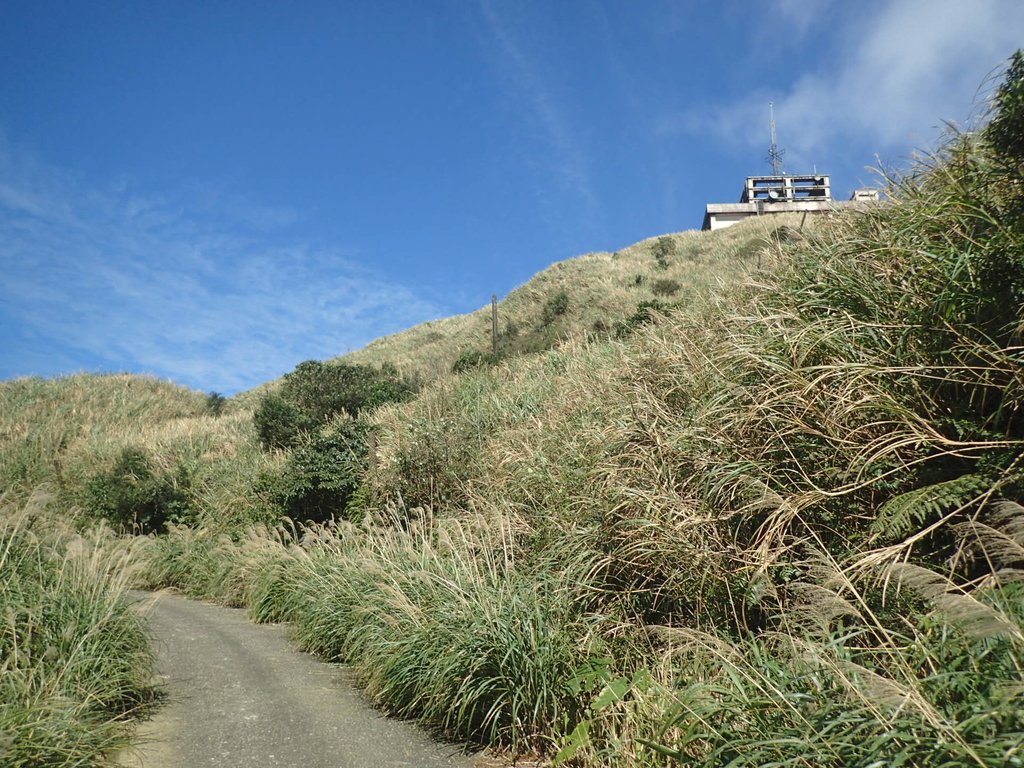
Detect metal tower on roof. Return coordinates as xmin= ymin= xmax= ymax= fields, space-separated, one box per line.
xmin=767 ymin=102 xmax=785 ymax=175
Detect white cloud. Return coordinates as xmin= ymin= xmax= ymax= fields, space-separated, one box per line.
xmin=0 ymin=140 xmax=444 ymax=393
xmin=669 ymin=0 xmax=1024 ymax=166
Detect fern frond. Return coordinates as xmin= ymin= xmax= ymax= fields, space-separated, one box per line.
xmin=871 ymin=474 xmax=989 ymax=543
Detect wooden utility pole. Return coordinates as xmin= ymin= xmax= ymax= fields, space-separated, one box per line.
xmin=491 ymin=294 xmax=499 ymax=356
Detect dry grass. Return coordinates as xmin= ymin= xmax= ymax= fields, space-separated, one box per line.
xmin=0 ymin=373 xmax=275 ymax=530
xmin=0 ymin=491 xmax=154 ymax=767
xmin=338 ymin=216 xmax=805 ymax=382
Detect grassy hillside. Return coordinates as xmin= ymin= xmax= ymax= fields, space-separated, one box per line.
xmin=0 ymin=374 xmax=202 ymax=498
xmin=0 ymin=374 xmax=279 ymax=532
xmin=1 ymin=212 xmax=774 ymax=529
xmin=0 ymin=210 xmax=792 ymax=765
xmin=4 ymin=51 xmax=1023 ymax=768
xmin=339 ymin=219 xmax=798 ymax=381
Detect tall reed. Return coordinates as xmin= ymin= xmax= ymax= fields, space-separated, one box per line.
xmin=0 ymin=490 xmax=153 ymax=767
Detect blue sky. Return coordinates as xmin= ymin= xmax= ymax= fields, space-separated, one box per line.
xmin=2 ymin=1 xmax=1021 ymax=394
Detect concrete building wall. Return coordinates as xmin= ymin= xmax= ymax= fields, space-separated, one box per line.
xmin=701 ymin=176 xmax=880 ymax=231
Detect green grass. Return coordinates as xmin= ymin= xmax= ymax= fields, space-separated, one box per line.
xmin=0 ymin=493 xmax=154 ymax=767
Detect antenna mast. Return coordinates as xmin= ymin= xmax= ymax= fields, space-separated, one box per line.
xmin=767 ymin=102 xmax=785 ymax=175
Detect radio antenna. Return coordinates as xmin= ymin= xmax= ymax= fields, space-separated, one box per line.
xmin=767 ymin=102 xmax=785 ymax=175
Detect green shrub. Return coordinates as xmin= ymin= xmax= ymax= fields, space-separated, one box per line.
xmin=85 ymin=446 xmax=192 ymax=534
xmin=613 ymin=300 xmax=670 ymax=337
xmin=265 ymin=421 xmax=368 ymax=524
xmin=254 ymin=392 xmax=310 ymax=450
xmin=452 ymin=349 xmax=501 ymax=374
xmin=650 ymin=278 xmax=681 ymax=297
xmin=205 ymin=391 xmax=227 ymax=415
xmin=652 ymin=236 xmax=675 ymax=269
xmin=978 ymin=49 xmax=1024 ymax=333
xmin=541 ymin=291 xmax=570 ymax=325
xmin=988 ymin=49 xmax=1024 ymax=163
xmin=254 ymin=360 xmax=415 ymax=450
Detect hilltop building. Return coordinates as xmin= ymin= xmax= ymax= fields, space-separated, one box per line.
xmin=702 ymin=173 xmax=879 ymax=231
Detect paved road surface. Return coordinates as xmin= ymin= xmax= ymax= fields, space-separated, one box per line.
xmin=117 ymin=590 xmax=478 ymax=768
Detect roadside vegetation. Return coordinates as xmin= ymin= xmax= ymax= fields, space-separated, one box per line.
xmin=0 ymin=493 xmax=153 ymax=766
xmin=1 ymin=52 xmax=1022 ymax=767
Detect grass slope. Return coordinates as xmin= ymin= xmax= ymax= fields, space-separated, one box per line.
xmin=0 ymin=218 xmax=779 ymax=763
xmin=339 ymin=218 xmax=798 ymax=382
xmin=0 ymin=374 xmax=203 ymax=500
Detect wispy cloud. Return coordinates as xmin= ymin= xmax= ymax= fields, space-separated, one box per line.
xmin=0 ymin=138 xmax=444 ymax=394
xmin=475 ymin=0 xmax=600 ymax=229
xmin=662 ymin=0 xmax=1024 ymax=168
xmin=772 ymin=0 xmax=828 ymax=41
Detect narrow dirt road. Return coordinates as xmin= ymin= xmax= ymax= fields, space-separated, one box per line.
xmin=117 ymin=590 xmax=477 ymax=768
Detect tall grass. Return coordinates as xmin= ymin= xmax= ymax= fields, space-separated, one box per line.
xmin=0 ymin=490 xmax=153 ymax=767
xmin=142 ymin=512 xmax=605 ymax=755
xmin=0 ymin=373 xmax=280 ymax=533
xmin=10 ymin=55 xmax=1024 ymax=767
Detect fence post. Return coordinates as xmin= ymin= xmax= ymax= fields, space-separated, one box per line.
xmin=491 ymin=294 xmax=499 ymax=356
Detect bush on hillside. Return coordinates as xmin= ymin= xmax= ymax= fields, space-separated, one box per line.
xmin=613 ymin=300 xmax=670 ymax=338
xmin=254 ymin=360 xmax=415 ymax=450
xmin=651 ymin=278 xmax=681 ymax=297
xmin=541 ymin=291 xmax=570 ymax=325
xmin=205 ymin=391 xmax=227 ymax=416
xmin=84 ymin=446 xmax=192 ymax=534
xmin=979 ymin=48 xmax=1024 ymax=329
xmin=652 ymin=236 xmax=675 ymax=269
xmin=988 ymin=49 xmax=1024 ymax=165
xmin=253 ymin=393 xmax=311 ymax=451
xmin=260 ymin=421 xmax=368 ymax=524
xmin=452 ymin=349 xmax=502 ymax=374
